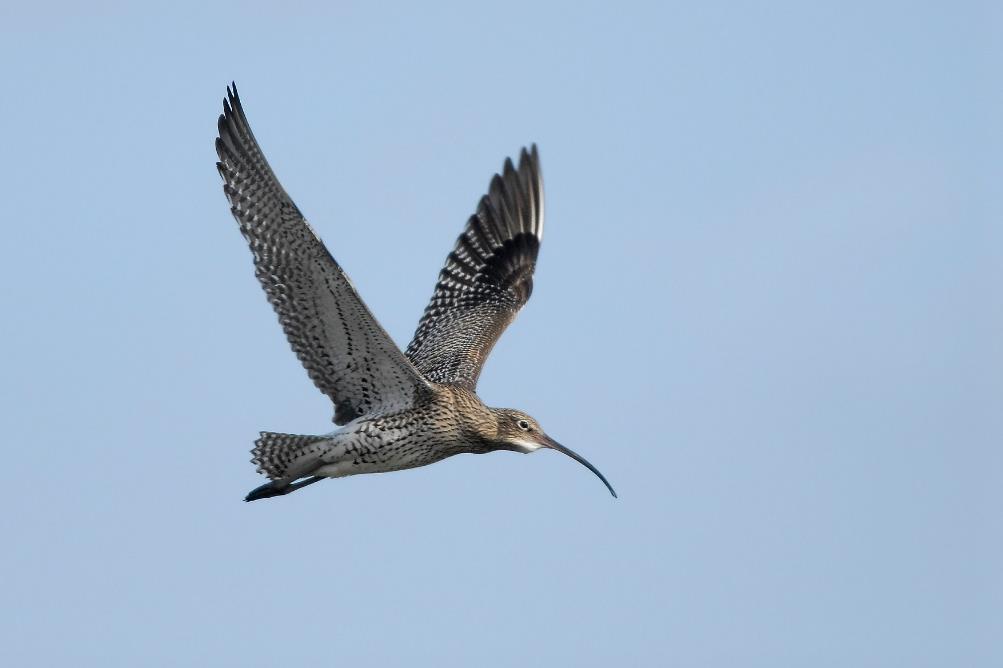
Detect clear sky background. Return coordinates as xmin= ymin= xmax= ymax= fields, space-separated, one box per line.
xmin=1 ymin=1 xmax=999 ymax=665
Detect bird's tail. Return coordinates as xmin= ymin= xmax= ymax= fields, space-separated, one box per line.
xmin=251 ymin=432 xmax=330 ymax=481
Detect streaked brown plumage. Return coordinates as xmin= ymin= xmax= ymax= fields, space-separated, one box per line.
xmin=214 ymin=84 xmax=615 ymax=501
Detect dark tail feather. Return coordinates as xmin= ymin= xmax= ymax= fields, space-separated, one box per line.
xmin=251 ymin=432 xmax=328 ymax=480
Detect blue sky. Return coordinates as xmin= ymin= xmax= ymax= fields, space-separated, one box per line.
xmin=1 ymin=1 xmax=999 ymax=665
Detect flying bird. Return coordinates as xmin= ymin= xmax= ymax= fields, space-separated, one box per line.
xmin=215 ymin=84 xmax=616 ymax=501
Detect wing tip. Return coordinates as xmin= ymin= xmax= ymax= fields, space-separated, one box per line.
xmin=217 ymin=81 xmax=251 ymax=155
xmin=225 ymin=81 xmax=240 ymax=110
xmin=515 ymin=144 xmax=544 ymax=240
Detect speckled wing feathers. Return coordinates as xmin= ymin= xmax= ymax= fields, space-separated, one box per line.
xmin=215 ymin=85 xmax=431 ymax=424
xmin=406 ymin=147 xmax=544 ymax=388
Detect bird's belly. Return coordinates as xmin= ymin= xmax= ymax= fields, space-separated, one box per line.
xmin=324 ymin=428 xmax=459 ymax=477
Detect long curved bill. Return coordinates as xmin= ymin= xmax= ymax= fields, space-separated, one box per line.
xmin=542 ymin=436 xmax=617 ymax=498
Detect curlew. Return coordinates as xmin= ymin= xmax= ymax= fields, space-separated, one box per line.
xmin=215 ymin=84 xmax=615 ymax=501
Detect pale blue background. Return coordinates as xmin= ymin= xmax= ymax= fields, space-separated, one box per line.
xmin=1 ymin=1 xmax=999 ymax=665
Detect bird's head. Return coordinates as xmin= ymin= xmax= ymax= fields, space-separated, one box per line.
xmin=490 ymin=408 xmax=617 ymax=498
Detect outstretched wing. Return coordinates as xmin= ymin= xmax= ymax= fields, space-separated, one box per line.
xmin=405 ymin=147 xmax=544 ymax=388
xmin=215 ymin=84 xmax=431 ymax=424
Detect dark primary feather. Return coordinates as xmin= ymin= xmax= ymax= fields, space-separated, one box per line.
xmin=215 ymin=84 xmax=431 ymax=424
xmin=406 ymin=147 xmax=544 ymax=388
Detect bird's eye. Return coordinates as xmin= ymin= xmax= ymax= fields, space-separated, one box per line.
xmin=517 ymin=419 xmax=531 ymax=431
